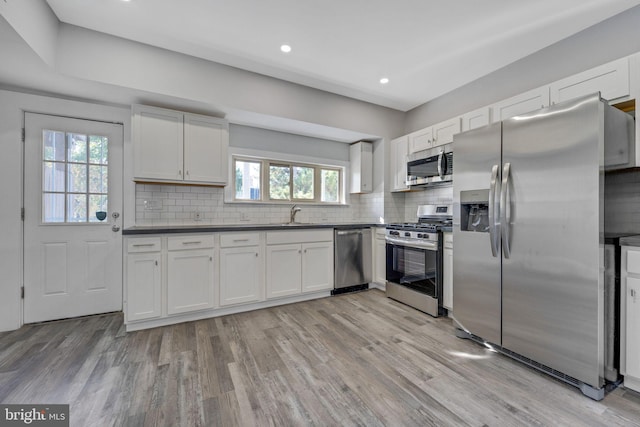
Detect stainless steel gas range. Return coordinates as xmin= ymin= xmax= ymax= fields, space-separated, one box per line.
xmin=385 ymin=205 xmax=452 ymax=317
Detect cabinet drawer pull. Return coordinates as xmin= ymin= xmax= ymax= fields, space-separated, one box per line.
xmin=133 ymin=243 xmax=156 ymax=247
xmin=182 ymin=241 xmax=202 ymax=245
xmin=233 ymin=239 xmax=250 ymax=242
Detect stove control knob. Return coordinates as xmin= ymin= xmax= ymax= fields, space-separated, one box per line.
xmin=404 ymin=232 xmax=411 ymax=237
xmin=417 ymin=233 xmax=424 ymax=238
xmin=390 ymin=230 xmax=400 ymax=236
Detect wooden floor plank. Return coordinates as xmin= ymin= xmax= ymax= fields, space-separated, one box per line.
xmin=1 ymin=289 xmax=640 ymax=426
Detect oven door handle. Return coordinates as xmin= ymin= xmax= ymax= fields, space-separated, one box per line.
xmin=385 ymin=236 xmax=438 ymax=251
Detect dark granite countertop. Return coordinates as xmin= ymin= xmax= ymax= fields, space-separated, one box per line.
xmin=123 ymin=222 xmax=384 ymax=235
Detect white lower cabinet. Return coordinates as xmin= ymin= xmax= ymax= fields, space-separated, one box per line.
xmin=266 ymin=230 xmax=334 ymax=299
xmin=219 ymin=233 xmax=262 ymax=306
xmin=442 ymin=232 xmax=453 ymax=310
xmin=301 ymin=242 xmax=333 ymax=292
xmin=373 ymin=228 xmax=386 ymax=285
xmin=219 ymin=247 xmax=261 ymax=306
xmin=167 ymin=235 xmax=215 ymax=315
xmin=621 ymin=245 xmax=640 ymax=392
xmin=125 ymin=237 xmax=162 ymax=321
xmin=267 ymin=244 xmax=302 ymax=298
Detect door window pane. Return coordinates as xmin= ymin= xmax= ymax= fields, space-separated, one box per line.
xmin=67 ymin=164 xmax=87 ymax=193
xmin=235 ymin=160 xmax=261 ymax=200
xmin=89 ymin=135 xmax=108 ymax=165
xmin=42 ymin=131 xmax=109 ymax=223
xmin=321 ymin=169 xmax=339 ymax=202
xmin=269 ymin=165 xmax=290 ymax=200
xmin=89 ymin=165 xmax=108 ymax=193
xmin=293 ymin=166 xmax=314 ymax=200
xmin=43 ymin=130 xmax=65 ymax=161
xmin=67 ymin=133 xmax=87 ymax=163
xmin=43 ymin=161 xmax=66 ymax=192
xmin=43 ymin=193 xmax=65 ymax=223
xmin=67 ymin=194 xmax=87 ymax=222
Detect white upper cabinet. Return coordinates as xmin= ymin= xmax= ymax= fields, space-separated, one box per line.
xmin=461 ymin=107 xmax=492 ymax=132
xmin=550 ymin=58 xmax=630 ymax=105
xmin=133 ymin=104 xmax=228 ymax=185
xmin=184 ymin=113 xmax=229 ymax=184
xmin=408 ymin=127 xmax=433 ymax=154
xmin=432 ymin=117 xmax=461 ymax=147
xmin=133 ymin=106 xmax=184 ymax=181
xmin=389 ymin=136 xmax=409 ymax=192
xmin=349 ymin=141 xmax=373 ymax=194
xmin=491 ymin=86 xmax=550 ymax=122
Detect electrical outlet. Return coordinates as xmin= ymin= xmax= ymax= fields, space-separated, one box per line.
xmin=194 ymin=208 xmax=202 ymax=221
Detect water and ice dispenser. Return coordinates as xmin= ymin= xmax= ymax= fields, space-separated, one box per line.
xmin=460 ymin=189 xmax=490 ymax=233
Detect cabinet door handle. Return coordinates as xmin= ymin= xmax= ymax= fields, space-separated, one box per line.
xmin=178 ymin=170 xmax=182 ymax=176
xmin=255 ymin=253 xmax=258 ymax=257
xmin=155 ymin=260 xmax=158 ymax=266
xmin=298 ymin=250 xmax=302 ymax=254
xmin=632 ymin=289 xmax=636 ymax=298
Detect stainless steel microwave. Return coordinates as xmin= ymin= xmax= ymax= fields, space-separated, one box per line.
xmin=406 ymin=143 xmax=453 ymax=187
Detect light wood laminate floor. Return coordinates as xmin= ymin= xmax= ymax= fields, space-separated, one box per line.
xmin=1 ymin=289 xmax=640 ymax=426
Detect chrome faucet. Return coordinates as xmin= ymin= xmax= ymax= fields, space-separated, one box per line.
xmin=290 ymin=204 xmax=302 ymax=223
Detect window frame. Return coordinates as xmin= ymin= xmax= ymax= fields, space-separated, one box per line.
xmin=232 ymin=155 xmax=344 ymax=205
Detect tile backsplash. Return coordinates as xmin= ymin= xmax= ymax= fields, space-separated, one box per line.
xmin=403 ymin=186 xmax=453 ymax=221
xmin=605 ymin=170 xmax=640 ymax=235
xmin=135 ymin=184 xmax=385 ymax=225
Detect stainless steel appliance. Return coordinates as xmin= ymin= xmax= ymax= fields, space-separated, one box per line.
xmin=386 ymin=205 xmax=452 ymax=317
xmin=332 ymin=228 xmax=372 ymax=295
xmin=453 ymin=93 xmax=634 ymax=400
xmin=406 ymin=143 xmax=453 ymax=187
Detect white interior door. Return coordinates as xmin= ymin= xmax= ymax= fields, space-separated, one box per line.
xmin=23 ymin=113 xmax=123 ymax=323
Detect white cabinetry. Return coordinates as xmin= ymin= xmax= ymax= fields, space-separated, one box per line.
xmin=443 ymin=232 xmax=453 ymax=310
xmin=550 ymin=58 xmax=630 ymax=105
xmin=491 ymin=86 xmax=550 ymax=122
xmin=408 ymin=127 xmax=433 ymax=154
xmin=373 ymin=228 xmax=386 ymax=285
xmin=167 ymin=235 xmax=215 ymax=315
xmin=266 ymin=230 xmax=333 ymax=299
xmin=125 ymin=237 xmax=162 ymax=321
xmin=133 ymin=104 xmax=228 ymax=185
xmin=461 ymin=107 xmax=491 ymax=132
xmin=621 ymin=245 xmax=640 ymax=392
xmin=219 ymin=233 xmax=262 ymax=306
xmin=350 ymin=141 xmax=373 ymax=194
xmin=432 ymin=118 xmax=461 ymax=148
xmin=390 ymin=136 xmax=409 ymax=192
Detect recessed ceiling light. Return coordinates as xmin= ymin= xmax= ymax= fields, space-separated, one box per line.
xmin=380 ymin=77 xmax=389 ymax=85
xmin=280 ymin=44 xmax=292 ymax=53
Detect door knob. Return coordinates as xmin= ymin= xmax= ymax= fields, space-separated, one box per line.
xmin=112 ymin=225 xmax=120 ymax=232
xmin=112 ymin=212 xmax=120 ymax=219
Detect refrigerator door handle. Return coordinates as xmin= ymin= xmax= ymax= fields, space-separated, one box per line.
xmin=489 ymin=164 xmax=500 ymax=257
xmin=500 ymin=162 xmax=512 ymax=259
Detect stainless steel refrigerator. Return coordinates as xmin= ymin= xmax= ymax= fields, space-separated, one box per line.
xmin=452 ymin=93 xmax=633 ymax=400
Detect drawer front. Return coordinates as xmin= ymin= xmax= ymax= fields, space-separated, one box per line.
xmin=127 ymin=237 xmax=162 ymax=253
xmin=167 ymin=234 xmax=214 ymax=251
xmin=220 ymin=232 xmax=260 ymax=248
xmin=266 ymin=229 xmax=333 ymax=245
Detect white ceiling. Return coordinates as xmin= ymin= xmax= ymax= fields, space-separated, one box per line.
xmin=38 ymin=0 xmax=640 ymax=111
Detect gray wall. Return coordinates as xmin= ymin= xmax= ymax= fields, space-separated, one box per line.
xmin=405 ymin=5 xmax=640 ymax=133
xmin=230 ymin=124 xmax=350 ymax=161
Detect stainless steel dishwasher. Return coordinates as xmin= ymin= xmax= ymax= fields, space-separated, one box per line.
xmin=332 ymin=228 xmax=372 ymax=295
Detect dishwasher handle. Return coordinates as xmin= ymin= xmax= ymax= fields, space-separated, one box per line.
xmin=336 ymin=229 xmax=365 ymax=236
